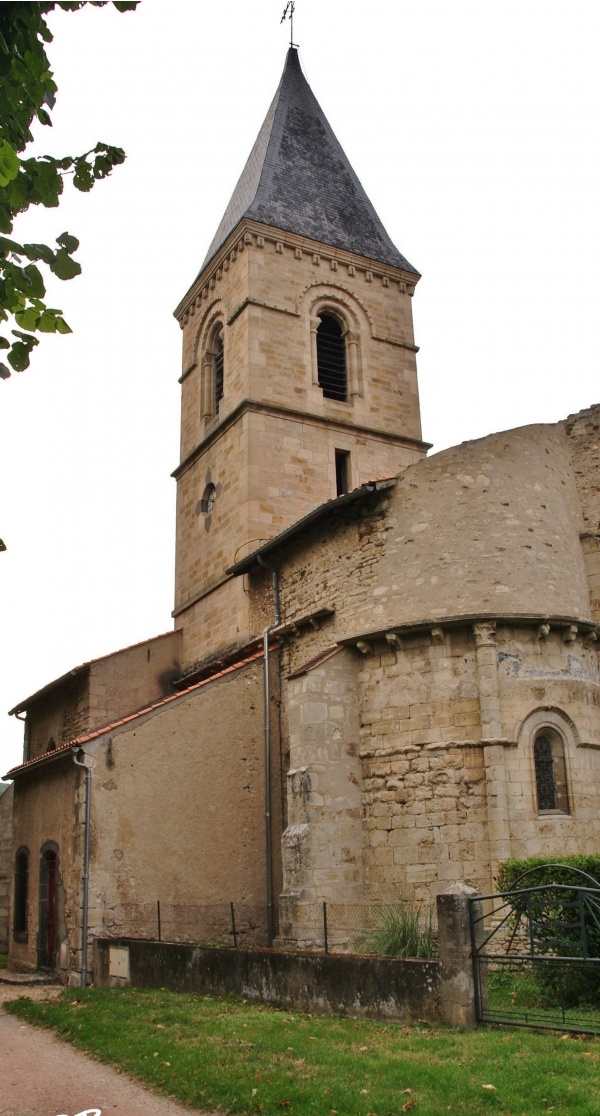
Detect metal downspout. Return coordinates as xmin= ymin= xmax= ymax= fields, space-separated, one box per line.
xmin=257 ymin=554 xmax=281 ymax=947
xmin=72 ymin=749 xmax=91 ymax=987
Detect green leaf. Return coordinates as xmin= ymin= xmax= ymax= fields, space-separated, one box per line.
xmin=0 ymin=336 xmax=9 ymax=349
xmin=0 ymin=141 xmax=20 ymax=187
xmin=50 ymin=249 xmax=82 ymax=280
xmin=56 ymin=231 xmax=79 ymax=254
xmin=0 ymin=236 xmax=24 ymax=256
xmin=23 ymin=242 xmax=55 ymax=264
xmin=37 ymin=313 xmax=58 ymax=333
xmin=7 ymin=341 xmax=32 ymax=371
xmin=72 ymin=160 xmax=93 ymax=192
xmin=54 ymin=316 xmax=72 ymax=335
xmin=23 ymin=264 xmax=45 ymax=298
xmin=14 ymin=307 xmax=40 ymax=332
xmin=37 ymin=107 xmax=52 ymax=126
xmin=11 ymin=331 xmax=39 ymax=346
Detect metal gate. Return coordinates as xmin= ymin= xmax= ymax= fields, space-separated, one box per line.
xmin=469 ymin=867 xmax=600 ymax=1033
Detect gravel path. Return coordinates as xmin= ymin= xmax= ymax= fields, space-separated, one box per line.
xmin=0 ymin=985 xmax=216 ymax=1116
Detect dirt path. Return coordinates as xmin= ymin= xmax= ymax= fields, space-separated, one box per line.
xmin=0 ymin=986 xmax=216 ymax=1116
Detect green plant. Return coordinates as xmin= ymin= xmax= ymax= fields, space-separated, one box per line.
xmin=0 ymin=1 xmax=137 ymax=376
xmin=496 ymin=857 xmax=600 ymax=1008
xmin=358 ymin=902 xmax=438 ymax=958
xmin=6 ymin=987 xmax=600 ymax=1115
xmin=0 ymin=952 xmax=7 ymax=968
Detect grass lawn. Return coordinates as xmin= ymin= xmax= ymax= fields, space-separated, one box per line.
xmin=6 ymin=989 xmax=600 ymax=1115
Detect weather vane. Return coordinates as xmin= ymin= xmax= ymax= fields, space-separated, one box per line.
xmin=280 ymin=1 xmax=298 ymax=48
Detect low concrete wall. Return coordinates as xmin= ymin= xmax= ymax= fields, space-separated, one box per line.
xmin=93 ymin=938 xmax=441 ymax=1023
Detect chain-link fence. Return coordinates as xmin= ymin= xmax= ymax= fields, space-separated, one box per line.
xmin=103 ymin=900 xmax=438 ymax=957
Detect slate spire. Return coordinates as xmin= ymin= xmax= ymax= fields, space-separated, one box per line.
xmin=199 ymin=48 xmax=418 ymax=276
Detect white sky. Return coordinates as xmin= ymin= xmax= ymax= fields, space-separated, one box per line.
xmin=1 ymin=0 xmax=599 ymax=773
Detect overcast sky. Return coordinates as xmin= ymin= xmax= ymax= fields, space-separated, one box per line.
xmin=1 ymin=0 xmax=599 ymax=772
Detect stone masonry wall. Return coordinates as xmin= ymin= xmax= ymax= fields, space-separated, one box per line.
xmin=357 ymin=632 xmax=490 ymax=902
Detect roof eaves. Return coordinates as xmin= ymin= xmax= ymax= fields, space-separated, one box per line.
xmin=226 ymin=479 xmax=396 ymax=577
xmin=4 ymin=645 xmax=268 ymax=781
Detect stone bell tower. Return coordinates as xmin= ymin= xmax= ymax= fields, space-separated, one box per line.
xmin=172 ymin=48 xmax=427 ymax=672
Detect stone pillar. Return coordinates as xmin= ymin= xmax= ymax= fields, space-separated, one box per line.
xmin=201 ymin=357 xmax=214 ymax=418
xmin=437 ymin=882 xmax=483 ymax=1026
xmin=346 ymin=331 xmax=360 ymax=397
xmin=580 ymin=533 xmax=600 ymax=622
xmin=473 ymin=622 xmax=511 ymax=884
xmin=280 ymin=648 xmax=363 ymax=945
xmin=310 ymin=320 xmax=319 ymax=385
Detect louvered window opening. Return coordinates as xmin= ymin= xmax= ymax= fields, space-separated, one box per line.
xmin=317 ymin=314 xmax=347 ymax=401
xmin=214 ymin=334 xmax=224 ymax=413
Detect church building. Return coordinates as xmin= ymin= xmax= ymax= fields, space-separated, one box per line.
xmin=5 ymin=48 xmax=600 ymax=981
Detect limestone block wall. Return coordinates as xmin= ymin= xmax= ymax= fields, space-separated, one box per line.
xmin=179 ymin=248 xmax=249 ymax=463
xmin=174 ymin=416 xmax=250 ymax=613
xmin=356 ymin=631 xmax=491 ymax=901
xmin=247 ymin=488 xmax=393 ymax=668
xmin=563 ymin=404 xmax=600 ymax=533
xmin=177 ymin=222 xmax=423 ymax=451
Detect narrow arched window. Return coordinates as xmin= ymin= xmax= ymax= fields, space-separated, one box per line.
xmin=534 ymin=729 xmax=569 ymax=813
xmin=214 ymin=327 xmax=224 ymax=414
xmin=13 ymin=846 xmax=29 ymax=938
xmin=317 ymin=313 xmax=347 ymax=401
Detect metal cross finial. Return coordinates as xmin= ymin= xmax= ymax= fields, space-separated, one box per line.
xmin=280 ymin=1 xmax=297 ymax=48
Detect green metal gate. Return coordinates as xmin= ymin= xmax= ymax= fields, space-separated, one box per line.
xmin=470 ymin=867 xmax=600 ymax=1033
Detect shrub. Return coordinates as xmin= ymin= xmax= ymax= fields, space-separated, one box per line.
xmin=358 ymin=903 xmax=438 ymax=958
xmin=496 ymin=856 xmax=600 ymax=1007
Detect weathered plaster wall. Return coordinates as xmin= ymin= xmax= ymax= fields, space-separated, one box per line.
xmin=9 ymin=762 xmax=80 ymax=977
xmin=0 ymin=782 xmax=13 ymax=952
xmin=87 ymin=657 xmax=283 ymax=947
xmin=24 ymin=631 xmax=182 ymax=764
xmin=362 ymin=422 xmax=591 ymax=630
xmin=87 ymin=630 xmax=182 ymax=729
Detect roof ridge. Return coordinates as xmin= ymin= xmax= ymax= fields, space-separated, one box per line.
xmin=196 ymin=48 xmax=418 ymax=278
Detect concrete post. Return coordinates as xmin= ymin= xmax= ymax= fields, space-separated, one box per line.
xmin=436 ymin=882 xmax=482 ymax=1026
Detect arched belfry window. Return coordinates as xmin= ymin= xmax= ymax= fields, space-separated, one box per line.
xmin=534 ymin=728 xmax=569 ymax=813
xmin=316 ymin=312 xmax=347 ymax=401
xmin=202 ymin=321 xmax=225 ymax=421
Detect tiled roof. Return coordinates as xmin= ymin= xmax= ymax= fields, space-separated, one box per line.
xmin=287 ymin=644 xmax=343 ymax=679
xmin=4 ymin=645 xmax=267 ymax=781
xmin=199 ymin=48 xmax=418 ymax=277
